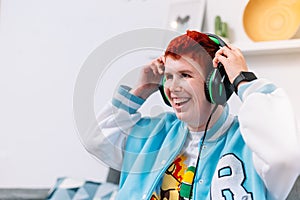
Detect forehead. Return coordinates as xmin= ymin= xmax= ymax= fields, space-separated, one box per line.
xmin=164 ymin=55 xmax=205 ymax=75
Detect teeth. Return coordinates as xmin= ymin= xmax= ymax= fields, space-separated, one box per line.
xmin=173 ymin=98 xmax=189 ymax=104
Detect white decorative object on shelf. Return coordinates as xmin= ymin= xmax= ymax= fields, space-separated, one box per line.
xmin=166 ymin=0 xmax=206 ymax=33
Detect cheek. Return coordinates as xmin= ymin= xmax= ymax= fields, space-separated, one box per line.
xmin=164 ymin=87 xmax=171 ymax=101
xmin=187 ymin=82 xmax=202 ymax=96
xmin=189 ymin=84 xmax=207 ymax=103
xmin=163 ymin=80 xmax=170 ymax=95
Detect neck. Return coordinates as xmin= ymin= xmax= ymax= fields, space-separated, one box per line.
xmin=188 ymin=105 xmax=224 ymax=132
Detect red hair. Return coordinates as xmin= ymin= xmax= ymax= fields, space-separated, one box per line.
xmin=164 ymin=30 xmax=219 ymax=74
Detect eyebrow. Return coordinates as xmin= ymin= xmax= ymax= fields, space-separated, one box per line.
xmin=164 ymin=69 xmax=194 ymax=75
xmin=178 ymin=70 xmax=194 ymax=74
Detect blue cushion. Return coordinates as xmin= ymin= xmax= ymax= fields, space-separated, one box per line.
xmin=47 ymin=177 xmax=118 ymax=200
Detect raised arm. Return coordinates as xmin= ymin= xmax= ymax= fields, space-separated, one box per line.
xmin=214 ymin=44 xmax=300 ymax=199
xmin=238 ymin=80 xmax=300 ymax=199
xmin=81 ymin=56 xmax=165 ymax=170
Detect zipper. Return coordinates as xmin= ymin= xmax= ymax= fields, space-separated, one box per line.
xmin=190 ymin=138 xmax=205 ymax=200
xmin=189 ymin=104 xmax=218 ymax=200
xmin=145 ymin=125 xmax=189 ymax=199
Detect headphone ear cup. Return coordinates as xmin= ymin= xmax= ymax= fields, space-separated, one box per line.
xmin=159 ymin=76 xmax=172 ymax=107
xmin=204 ymin=70 xmax=213 ymax=104
xmin=204 ymin=68 xmax=227 ymax=105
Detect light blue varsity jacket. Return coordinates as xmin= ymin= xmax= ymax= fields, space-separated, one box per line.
xmin=82 ymin=79 xmax=300 ymax=200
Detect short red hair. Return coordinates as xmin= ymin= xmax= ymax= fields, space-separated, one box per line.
xmin=164 ymin=30 xmax=219 ymax=75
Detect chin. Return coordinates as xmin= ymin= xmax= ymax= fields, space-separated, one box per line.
xmin=175 ymin=111 xmax=189 ymax=122
xmin=175 ymin=109 xmax=200 ymax=125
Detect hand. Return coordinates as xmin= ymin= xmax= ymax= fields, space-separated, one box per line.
xmin=130 ymin=56 xmax=165 ymax=99
xmin=213 ymin=44 xmax=248 ymax=83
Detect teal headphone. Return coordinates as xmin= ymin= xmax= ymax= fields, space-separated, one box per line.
xmin=159 ymin=33 xmax=234 ymax=106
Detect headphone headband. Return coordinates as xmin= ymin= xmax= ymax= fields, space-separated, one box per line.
xmin=205 ymin=33 xmax=227 ymax=47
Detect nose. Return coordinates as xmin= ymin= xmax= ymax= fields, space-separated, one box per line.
xmin=169 ymin=76 xmax=182 ymax=92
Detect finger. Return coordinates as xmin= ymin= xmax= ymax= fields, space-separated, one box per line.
xmin=212 ymin=57 xmax=219 ymax=68
xmin=157 ymin=64 xmax=165 ymax=74
xmin=156 ymin=57 xmax=165 ymax=74
xmin=155 ymin=61 xmax=164 ymax=74
xmin=215 ymin=46 xmax=228 ymax=58
xmin=157 ymin=56 xmax=165 ymax=64
xmin=161 ymin=56 xmax=166 ymax=64
xmin=226 ymin=44 xmax=242 ymax=55
xmin=221 ymin=46 xmax=231 ymax=56
xmin=215 ymin=47 xmax=229 ymax=60
xmin=215 ymin=48 xmax=224 ymax=57
xmin=213 ymin=48 xmax=226 ymax=67
xmin=150 ymin=63 xmax=159 ymax=75
xmin=226 ymin=43 xmax=233 ymax=49
xmin=224 ymin=43 xmax=232 ymax=50
xmin=223 ymin=48 xmax=243 ymax=63
xmin=227 ymin=44 xmax=238 ymax=50
xmin=222 ymin=46 xmax=240 ymax=60
xmin=215 ymin=55 xmax=229 ymax=67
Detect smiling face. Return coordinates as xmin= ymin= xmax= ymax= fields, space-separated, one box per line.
xmin=164 ymin=55 xmax=214 ymax=131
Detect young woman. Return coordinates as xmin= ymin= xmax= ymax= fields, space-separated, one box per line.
xmin=82 ymin=30 xmax=300 ymax=200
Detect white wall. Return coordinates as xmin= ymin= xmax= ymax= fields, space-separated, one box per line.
xmin=0 ymin=0 xmax=170 ymax=188
xmin=0 ymin=0 xmax=299 ymax=188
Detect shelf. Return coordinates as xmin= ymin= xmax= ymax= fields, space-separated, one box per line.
xmin=234 ymin=38 xmax=300 ymax=56
xmin=148 ymin=39 xmax=300 ymax=59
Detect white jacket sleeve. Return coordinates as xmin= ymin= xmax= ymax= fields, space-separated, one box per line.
xmin=81 ymin=85 xmax=145 ymax=170
xmin=238 ymin=79 xmax=300 ymax=200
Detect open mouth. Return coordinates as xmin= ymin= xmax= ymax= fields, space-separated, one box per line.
xmin=172 ymin=97 xmax=190 ymax=107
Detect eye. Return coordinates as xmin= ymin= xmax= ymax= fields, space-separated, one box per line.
xmin=181 ymin=73 xmax=191 ymax=78
xmin=165 ymin=74 xmax=173 ymax=80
